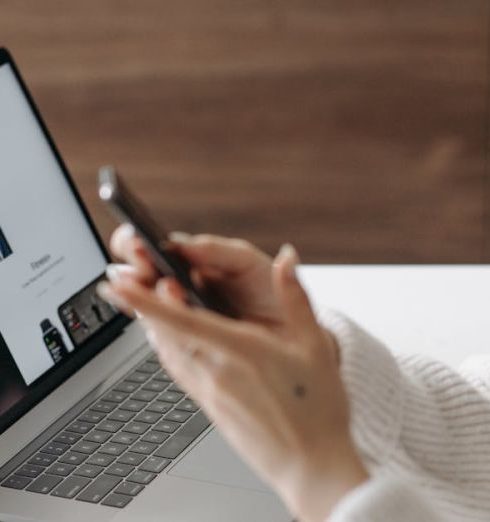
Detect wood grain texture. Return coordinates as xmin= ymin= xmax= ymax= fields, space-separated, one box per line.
xmin=1 ymin=1 xmax=489 ymax=262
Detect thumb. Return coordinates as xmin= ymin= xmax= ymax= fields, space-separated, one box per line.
xmin=272 ymin=244 xmax=320 ymax=341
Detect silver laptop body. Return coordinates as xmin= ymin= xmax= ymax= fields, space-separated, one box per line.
xmin=0 ymin=48 xmax=290 ymax=522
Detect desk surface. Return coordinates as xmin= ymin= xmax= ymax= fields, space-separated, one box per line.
xmin=299 ymin=265 xmax=490 ymax=368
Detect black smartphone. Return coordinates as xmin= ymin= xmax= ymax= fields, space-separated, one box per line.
xmin=98 ymin=166 xmax=233 ymax=317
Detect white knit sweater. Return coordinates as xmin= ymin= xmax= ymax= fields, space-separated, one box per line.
xmin=319 ymin=311 xmax=490 ymax=522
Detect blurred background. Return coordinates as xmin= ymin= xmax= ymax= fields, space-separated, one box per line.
xmin=1 ymin=0 xmax=489 ymax=263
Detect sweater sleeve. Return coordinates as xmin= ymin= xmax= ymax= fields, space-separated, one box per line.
xmin=318 ymin=309 xmax=404 ymax=470
xmin=329 ymin=476 xmax=445 ymax=522
xmin=317 ymin=309 xmax=490 ymax=522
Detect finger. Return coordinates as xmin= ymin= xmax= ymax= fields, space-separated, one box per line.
xmin=169 ymin=232 xmax=267 ymax=276
xmin=110 ymin=224 xmax=158 ymax=284
xmin=143 ymin=322 xmax=207 ymax=397
xmin=155 ymin=277 xmax=188 ymax=304
xmin=96 ymin=280 xmax=137 ymax=318
xmin=106 ymin=263 xmax=140 ymax=284
xmin=272 ymin=244 xmax=320 ymax=342
xmin=98 ymin=278 xmax=259 ymax=359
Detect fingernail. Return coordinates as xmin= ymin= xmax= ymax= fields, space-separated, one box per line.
xmin=119 ymin=223 xmax=135 ymax=240
xmin=105 ymin=263 xmax=136 ymax=283
xmin=96 ymin=281 xmax=130 ymax=309
xmin=106 ymin=264 xmax=122 ymax=283
xmin=277 ymin=243 xmax=299 ymax=281
xmin=169 ymin=231 xmax=191 ymax=243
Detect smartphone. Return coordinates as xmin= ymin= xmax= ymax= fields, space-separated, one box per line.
xmin=98 ymin=166 xmax=233 ymax=316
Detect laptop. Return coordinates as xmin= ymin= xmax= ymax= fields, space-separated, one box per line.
xmin=0 ymin=48 xmax=291 ymax=522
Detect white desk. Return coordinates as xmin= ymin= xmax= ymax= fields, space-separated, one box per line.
xmin=299 ymin=265 xmax=490 ymax=368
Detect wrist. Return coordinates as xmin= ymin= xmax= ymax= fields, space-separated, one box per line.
xmin=281 ymin=441 xmax=369 ymax=522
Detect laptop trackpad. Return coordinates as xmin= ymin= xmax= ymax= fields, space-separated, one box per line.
xmin=169 ymin=428 xmax=270 ymax=493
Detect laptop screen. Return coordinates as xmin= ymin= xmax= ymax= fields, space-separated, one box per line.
xmin=0 ymin=54 xmax=128 ymax=430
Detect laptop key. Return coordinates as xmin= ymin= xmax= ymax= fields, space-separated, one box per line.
xmin=71 ymin=441 xmax=100 ymax=455
xmin=28 ymin=452 xmax=57 ymax=467
xmin=54 ymin=431 xmax=82 ymax=445
xmin=134 ymin=411 xmax=160 ymax=424
xmin=175 ymin=399 xmax=199 ymax=413
xmin=85 ymin=430 xmax=112 ymax=443
xmin=164 ymin=410 xmax=192 ymax=423
xmin=111 ymin=432 xmax=139 ymax=445
xmin=51 ymin=476 xmax=90 ymax=499
xmin=2 ymin=474 xmax=32 ymax=490
xmin=139 ymin=456 xmax=170 ymax=474
xmin=108 ymin=409 xmax=136 ymax=422
xmin=137 ymin=362 xmax=160 ymax=374
xmin=99 ymin=442 xmax=127 ymax=457
xmin=117 ymin=452 xmax=146 ymax=466
xmin=113 ymin=381 xmax=140 ymax=394
xmin=126 ymin=372 xmax=149 ymax=384
xmin=41 ymin=441 xmax=69 ymax=456
xmin=101 ymin=492 xmax=133 ymax=508
xmin=86 ymin=452 xmax=116 ymax=467
xmin=146 ymin=353 xmax=159 ymax=363
xmin=155 ymin=411 xmax=211 ymax=459
xmin=78 ymin=410 xmax=106 ymax=423
xmin=153 ymin=370 xmax=172 ymax=382
xmin=124 ymin=421 xmax=149 ymax=435
xmin=126 ymin=470 xmax=156 ymax=485
xmin=103 ymin=391 xmax=129 ymax=403
xmin=141 ymin=431 xmax=169 ymax=444
xmin=153 ymin=420 xmax=180 ymax=434
xmin=146 ymin=401 xmax=173 ymax=414
xmin=158 ymin=391 xmax=184 ymax=403
xmin=15 ymin=464 xmax=44 ymax=478
xmin=91 ymin=401 xmax=117 ymax=414
xmin=26 ymin=474 xmax=63 ymax=494
xmin=120 ymin=399 xmax=146 ymax=412
xmin=129 ymin=441 xmax=157 ymax=455
xmin=142 ymin=380 xmax=167 ymax=392
xmin=58 ymin=451 xmax=89 ymax=465
xmin=114 ymin=481 xmax=144 ymax=496
xmin=76 ymin=474 xmax=122 ymax=503
xmin=97 ymin=420 xmax=124 ymax=433
xmin=47 ymin=463 xmax=76 ymax=477
xmin=74 ymin=464 xmax=104 ymax=479
xmin=66 ymin=421 xmax=94 ymax=435
xmin=106 ymin=463 xmax=134 ymax=478
xmin=132 ymin=390 xmax=158 ymax=402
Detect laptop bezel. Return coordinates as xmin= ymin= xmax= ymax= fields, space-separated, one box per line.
xmin=0 ymin=47 xmax=131 ymax=434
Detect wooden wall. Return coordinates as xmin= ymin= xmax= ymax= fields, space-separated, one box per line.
xmin=1 ymin=1 xmax=489 ymax=262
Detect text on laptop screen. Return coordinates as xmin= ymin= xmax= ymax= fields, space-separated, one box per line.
xmin=0 ymin=63 xmax=116 ymax=416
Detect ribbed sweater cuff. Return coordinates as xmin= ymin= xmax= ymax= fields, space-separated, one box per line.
xmin=317 ymin=309 xmax=404 ymax=468
xmin=329 ymin=476 xmax=444 ymax=522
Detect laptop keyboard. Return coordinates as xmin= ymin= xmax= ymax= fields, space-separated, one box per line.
xmin=0 ymin=352 xmax=211 ymax=508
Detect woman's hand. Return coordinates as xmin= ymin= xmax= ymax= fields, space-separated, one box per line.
xmin=107 ymin=224 xmax=283 ymax=326
xmin=98 ymin=237 xmax=368 ymax=521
